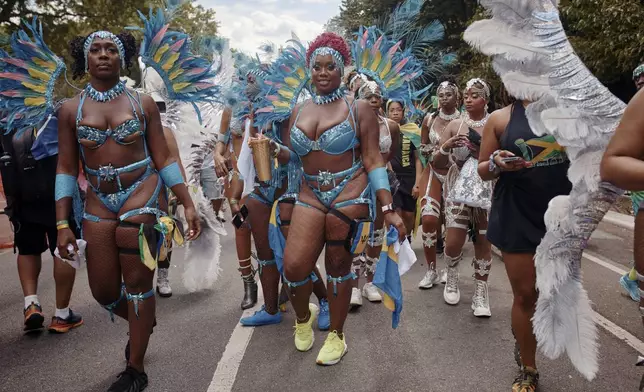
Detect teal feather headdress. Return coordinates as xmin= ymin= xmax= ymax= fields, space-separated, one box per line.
xmin=130 ymin=2 xmax=221 ymax=124
xmin=254 ymin=34 xmax=310 ymax=130
xmin=351 ymin=25 xmax=424 ymax=111
xmin=0 ymin=17 xmax=66 ymax=136
xmin=377 ymin=0 xmax=456 ymax=91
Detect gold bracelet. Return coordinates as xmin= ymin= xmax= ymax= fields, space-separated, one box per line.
xmin=56 ymin=223 xmax=70 ymax=231
xmin=230 ymin=198 xmax=239 ymax=206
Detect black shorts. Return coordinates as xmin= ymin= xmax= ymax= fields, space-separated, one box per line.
xmin=394 ymin=192 xmax=416 ymax=213
xmin=14 ymin=221 xmax=57 ymax=256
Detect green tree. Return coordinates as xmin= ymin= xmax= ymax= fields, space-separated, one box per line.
xmin=337 ymin=0 xmax=401 ymax=36
xmin=560 ymin=0 xmax=644 ymax=84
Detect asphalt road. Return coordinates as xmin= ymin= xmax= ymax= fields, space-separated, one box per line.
xmin=0 ymin=217 xmax=642 ymax=392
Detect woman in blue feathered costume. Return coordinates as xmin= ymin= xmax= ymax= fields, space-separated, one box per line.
xmin=55 ymin=29 xmax=200 ymax=391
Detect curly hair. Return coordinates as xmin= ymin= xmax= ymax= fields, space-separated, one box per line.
xmin=306 ymin=32 xmax=351 ymax=68
xmin=70 ymin=31 xmax=137 ymax=80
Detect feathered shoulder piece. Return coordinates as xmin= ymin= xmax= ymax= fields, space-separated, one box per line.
xmin=130 ymin=1 xmax=221 ymax=123
xmin=378 ymin=0 xmax=456 ymax=90
xmin=0 ymin=17 xmax=66 ymax=136
xmin=254 ymin=34 xmax=310 ymax=130
xmin=465 ymin=0 xmax=625 ymax=382
xmin=350 ymin=25 xmax=423 ymax=110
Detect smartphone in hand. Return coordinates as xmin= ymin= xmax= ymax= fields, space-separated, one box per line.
xmin=232 ymin=205 xmax=249 ymax=229
xmin=501 ymin=156 xmax=523 ymax=163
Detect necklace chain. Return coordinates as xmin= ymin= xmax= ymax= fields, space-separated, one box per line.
xmin=439 ymin=109 xmax=461 ymax=121
xmin=312 ymin=87 xmax=346 ymax=105
xmin=85 ymin=80 xmax=126 ymax=103
xmin=463 ymin=112 xmax=490 ymax=128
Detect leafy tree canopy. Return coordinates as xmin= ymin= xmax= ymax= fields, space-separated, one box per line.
xmin=0 ymin=0 xmax=218 ymax=95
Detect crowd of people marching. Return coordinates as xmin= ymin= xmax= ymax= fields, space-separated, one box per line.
xmin=1 ymin=1 xmax=643 ymax=391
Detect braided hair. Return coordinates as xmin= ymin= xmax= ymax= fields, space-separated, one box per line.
xmin=69 ymin=31 xmax=137 ymax=80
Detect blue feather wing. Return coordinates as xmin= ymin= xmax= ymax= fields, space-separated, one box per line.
xmin=0 ymin=17 xmax=65 ymax=136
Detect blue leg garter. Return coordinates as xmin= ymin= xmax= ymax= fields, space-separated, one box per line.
xmin=103 ymin=283 xmax=126 ymax=322
xmin=327 ymin=272 xmax=357 ymax=296
xmin=126 ymin=288 xmax=155 ymax=319
xmin=257 ymin=259 xmax=277 ymax=276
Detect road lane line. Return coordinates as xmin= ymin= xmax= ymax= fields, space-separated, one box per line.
xmin=583 ymin=251 xmax=628 ymax=276
xmin=491 ymin=248 xmax=644 ymax=355
xmin=207 ymin=289 xmax=264 ymax=392
xmin=594 ymin=311 xmax=644 ymax=355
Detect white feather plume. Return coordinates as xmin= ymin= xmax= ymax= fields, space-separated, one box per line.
xmin=466 ymin=0 xmax=624 ymax=380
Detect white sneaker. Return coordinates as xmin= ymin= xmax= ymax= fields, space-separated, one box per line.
xmin=350 ymin=287 xmax=363 ymax=308
xmin=156 ymin=268 xmax=172 ymax=298
xmin=440 ymin=268 xmax=447 ymax=284
xmin=443 ymin=267 xmax=460 ymax=305
xmin=471 ymin=279 xmax=492 ymax=317
xmin=418 ymin=270 xmax=440 ymax=289
xmin=362 ymin=282 xmax=382 ymax=302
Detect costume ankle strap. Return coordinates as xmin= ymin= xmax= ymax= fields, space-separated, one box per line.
xmin=327 ymin=272 xmax=357 ymax=296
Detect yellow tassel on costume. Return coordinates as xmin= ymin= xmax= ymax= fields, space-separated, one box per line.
xmin=296 ymin=68 xmax=305 ymax=79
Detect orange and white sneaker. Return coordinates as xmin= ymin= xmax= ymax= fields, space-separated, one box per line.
xmin=48 ymin=310 xmax=83 ymax=334
xmin=23 ymin=302 xmax=44 ymax=332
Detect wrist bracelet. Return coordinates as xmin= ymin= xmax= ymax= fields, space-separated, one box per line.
xmin=56 ymin=220 xmax=69 ymax=226
xmin=489 ymin=150 xmax=502 ymax=173
xmin=57 ymin=223 xmax=70 ymax=231
xmin=230 ymin=198 xmax=239 ymax=206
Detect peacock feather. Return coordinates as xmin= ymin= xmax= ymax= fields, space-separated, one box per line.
xmin=0 ymin=17 xmax=65 ymax=136
xmin=253 ymin=33 xmax=310 ymax=130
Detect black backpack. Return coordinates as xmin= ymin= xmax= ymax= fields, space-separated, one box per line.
xmin=0 ymin=128 xmax=57 ymax=221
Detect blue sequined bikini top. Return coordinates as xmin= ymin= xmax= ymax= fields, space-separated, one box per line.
xmin=76 ymin=89 xmax=146 ymax=149
xmin=290 ymin=98 xmax=359 ymax=157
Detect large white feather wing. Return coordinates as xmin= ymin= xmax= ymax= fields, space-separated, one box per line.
xmin=465 ymin=0 xmax=625 ymax=380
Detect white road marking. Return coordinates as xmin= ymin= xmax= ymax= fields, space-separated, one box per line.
xmin=594 ymin=312 xmax=644 ymax=355
xmin=492 ymin=247 xmax=644 ymax=355
xmin=583 ymin=251 xmax=629 ymax=276
xmin=207 ymin=288 xmax=264 ymax=392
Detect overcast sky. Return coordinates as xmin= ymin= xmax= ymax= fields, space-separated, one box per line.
xmin=196 ymin=0 xmax=342 ymax=56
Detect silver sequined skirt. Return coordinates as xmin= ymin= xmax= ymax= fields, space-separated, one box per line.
xmin=448 ymin=157 xmax=492 ymax=210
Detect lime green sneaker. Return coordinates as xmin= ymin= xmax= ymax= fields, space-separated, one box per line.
xmin=294 ymin=303 xmax=318 ymax=352
xmin=316 ymin=331 xmax=348 ymax=365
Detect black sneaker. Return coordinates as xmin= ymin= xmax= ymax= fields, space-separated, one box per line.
xmin=107 ymin=366 xmax=148 ymax=392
